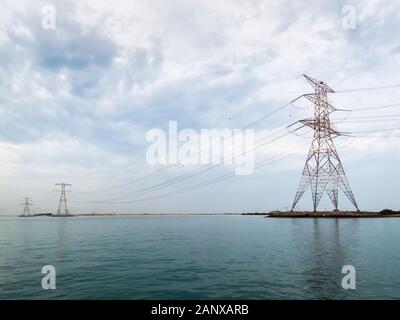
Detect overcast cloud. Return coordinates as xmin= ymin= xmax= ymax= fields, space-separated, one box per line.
xmin=0 ymin=0 xmax=399 ymax=214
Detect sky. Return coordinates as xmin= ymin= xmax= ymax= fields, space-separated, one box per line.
xmin=0 ymin=0 xmax=399 ymax=214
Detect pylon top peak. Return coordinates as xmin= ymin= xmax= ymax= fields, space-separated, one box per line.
xmin=303 ymin=74 xmax=335 ymax=93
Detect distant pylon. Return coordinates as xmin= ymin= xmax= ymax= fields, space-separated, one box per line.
xmin=291 ymin=75 xmax=359 ymax=212
xmin=21 ymin=197 xmax=33 ymax=216
xmin=55 ymin=183 xmax=72 ymax=215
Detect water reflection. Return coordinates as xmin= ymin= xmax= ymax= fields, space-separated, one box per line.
xmin=290 ymin=218 xmax=360 ymax=299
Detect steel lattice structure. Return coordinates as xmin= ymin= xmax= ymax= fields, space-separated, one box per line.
xmin=21 ymin=197 xmax=32 ymax=216
xmin=55 ymin=183 xmax=71 ymax=215
xmin=291 ymin=75 xmax=359 ymax=212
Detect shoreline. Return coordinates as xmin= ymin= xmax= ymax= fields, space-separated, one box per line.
xmin=14 ymin=211 xmax=400 ymax=218
xmin=266 ymin=211 xmax=400 ymax=218
xmin=17 ymin=213 xmax=245 ymax=218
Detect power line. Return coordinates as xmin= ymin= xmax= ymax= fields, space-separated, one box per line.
xmin=346 ymin=127 xmax=400 ymax=135
xmin=79 ymin=80 xmax=400 ymax=204
xmin=81 ymin=74 xmax=315 ymax=198
xmin=335 ymin=113 xmax=400 ymax=120
xmin=347 ymin=103 xmax=400 ymax=112
xmin=243 ymin=103 xmax=291 ymax=128
xmin=74 ymin=79 xmax=400 ymax=205
xmin=177 ymin=146 xmax=308 ymax=195
xmin=73 ymin=145 xmax=307 ymax=205
xmin=79 ymin=164 xmax=176 ymax=194
xmin=335 ymin=119 xmax=400 ymax=124
xmin=82 ymin=78 xmax=398 ymax=199
xmin=74 ymin=128 xmax=296 ymax=204
xmin=134 ymin=129 xmax=291 ymax=194
xmin=334 ymin=84 xmax=400 ymax=94
xmin=333 ymin=114 xmax=400 ymax=124
xmin=348 ymin=134 xmax=400 ymax=138
xmin=76 ymin=99 xmax=293 ymax=196
xmin=75 ymin=103 xmax=302 ymax=203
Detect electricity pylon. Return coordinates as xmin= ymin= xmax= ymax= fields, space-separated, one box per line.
xmin=55 ymin=183 xmax=72 ymax=215
xmin=291 ymin=75 xmax=359 ymax=212
xmin=21 ymin=197 xmax=33 ymax=216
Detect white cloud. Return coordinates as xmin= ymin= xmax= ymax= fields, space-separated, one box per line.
xmin=0 ymin=0 xmax=399 ymax=213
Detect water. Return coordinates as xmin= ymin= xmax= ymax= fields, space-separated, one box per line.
xmin=0 ymin=215 xmax=399 ymax=300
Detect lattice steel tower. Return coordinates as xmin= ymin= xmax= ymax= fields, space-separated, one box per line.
xmin=21 ymin=197 xmax=33 ymax=216
xmin=291 ymin=75 xmax=359 ymax=212
xmin=55 ymin=183 xmax=71 ymax=215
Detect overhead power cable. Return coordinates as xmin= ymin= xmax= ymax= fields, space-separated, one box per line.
xmin=348 ymin=103 xmax=400 ymax=112
xmin=77 ymin=100 xmax=293 ymax=195
xmin=76 ymin=79 xmax=400 ymax=199
xmin=73 ymin=144 xmax=307 ymax=205
xmin=334 ymin=84 xmax=400 ymax=94
xmin=79 ymin=164 xmax=175 ymax=194
xmin=75 ymin=127 xmax=299 ymax=203
xmin=346 ymin=127 xmax=400 ymax=135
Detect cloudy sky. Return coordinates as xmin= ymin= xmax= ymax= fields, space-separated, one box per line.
xmin=0 ymin=0 xmax=399 ymax=214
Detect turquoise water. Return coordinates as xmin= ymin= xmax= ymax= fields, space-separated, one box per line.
xmin=0 ymin=215 xmax=399 ymax=299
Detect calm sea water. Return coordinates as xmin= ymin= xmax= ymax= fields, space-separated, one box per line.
xmin=0 ymin=215 xmax=399 ymax=300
